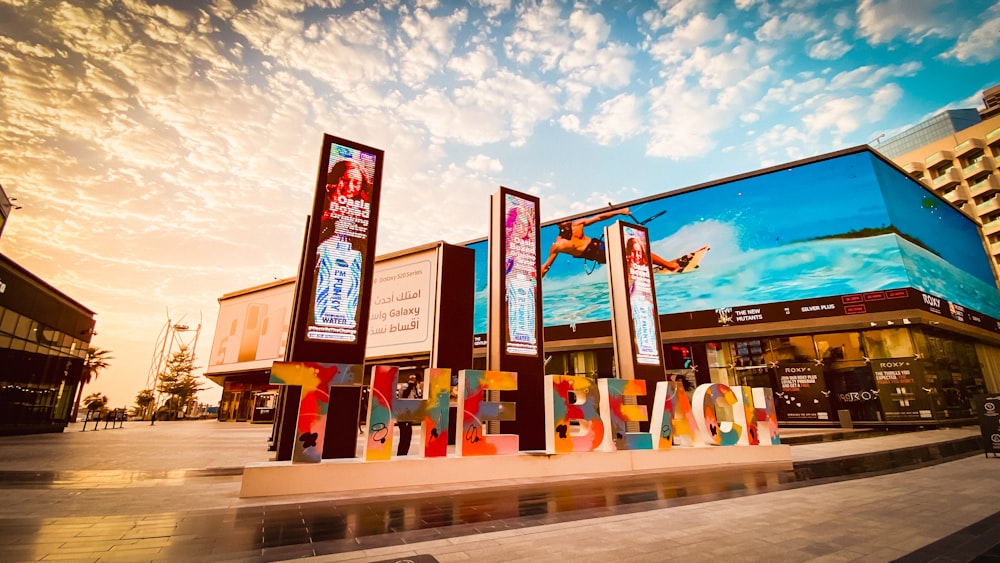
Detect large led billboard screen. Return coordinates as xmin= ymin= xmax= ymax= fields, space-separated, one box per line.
xmin=469 ymin=149 xmax=1000 ymax=335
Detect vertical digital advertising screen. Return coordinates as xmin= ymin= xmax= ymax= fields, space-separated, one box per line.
xmin=502 ymin=191 xmax=539 ymax=356
xmin=488 ymin=187 xmax=545 ymax=451
xmin=290 ymin=134 xmax=384 ymax=365
xmin=621 ymin=225 xmax=661 ymax=366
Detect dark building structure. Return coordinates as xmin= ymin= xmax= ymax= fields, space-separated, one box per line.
xmin=0 ymin=253 xmax=96 ymax=434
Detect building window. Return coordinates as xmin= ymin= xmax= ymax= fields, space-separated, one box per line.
xmin=861 ymin=327 xmax=914 ymax=358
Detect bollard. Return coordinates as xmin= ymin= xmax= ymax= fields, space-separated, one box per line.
xmin=837 ymin=409 xmax=853 ymax=429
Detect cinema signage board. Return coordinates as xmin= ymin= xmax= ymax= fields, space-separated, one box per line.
xmin=270 ymin=360 xmax=782 ymax=463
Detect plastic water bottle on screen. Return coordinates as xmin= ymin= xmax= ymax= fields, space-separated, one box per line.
xmin=315 ymin=239 xmax=362 ymax=328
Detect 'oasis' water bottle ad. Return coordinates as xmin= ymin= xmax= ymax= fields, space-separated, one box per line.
xmin=307 ymin=142 xmax=377 ymax=344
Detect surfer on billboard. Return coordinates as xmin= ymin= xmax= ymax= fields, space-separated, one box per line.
xmin=541 ymin=207 xmax=709 ymax=277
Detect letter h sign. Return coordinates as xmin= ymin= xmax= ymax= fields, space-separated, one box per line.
xmin=364 ymin=366 xmax=453 ymax=461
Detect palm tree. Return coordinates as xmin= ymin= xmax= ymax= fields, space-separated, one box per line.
xmin=135 ymin=389 xmax=155 ymax=420
xmin=72 ymin=347 xmax=114 ymax=421
xmin=83 ymin=392 xmax=108 ymax=412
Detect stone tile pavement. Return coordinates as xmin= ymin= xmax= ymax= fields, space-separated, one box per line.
xmin=0 ymin=420 xmax=996 ymax=562
xmin=307 ymin=452 xmax=1000 ymax=563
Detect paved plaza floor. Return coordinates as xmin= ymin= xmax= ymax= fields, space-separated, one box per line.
xmin=0 ymin=420 xmax=997 ymax=562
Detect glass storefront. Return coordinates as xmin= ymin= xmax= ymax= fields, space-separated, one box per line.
xmin=543 ymin=349 xmax=612 ymax=378
xmin=1 ymin=254 xmax=95 ymax=435
xmin=218 ymin=376 xmax=278 ymax=422
xmin=0 ymin=305 xmax=90 ymax=432
xmin=689 ymin=326 xmax=994 ymax=425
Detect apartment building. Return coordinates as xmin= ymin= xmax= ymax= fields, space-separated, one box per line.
xmin=886 ymin=113 xmax=1000 ymax=275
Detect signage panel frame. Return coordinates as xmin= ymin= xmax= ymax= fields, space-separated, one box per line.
xmin=606 ymin=221 xmax=666 ymax=430
xmin=488 ymin=186 xmax=545 ymax=450
xmin=289 ymin=134 xmax=384 ymax=365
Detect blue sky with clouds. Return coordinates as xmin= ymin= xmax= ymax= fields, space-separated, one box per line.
xmin=1 ymin=0 xmax=998 ymax=406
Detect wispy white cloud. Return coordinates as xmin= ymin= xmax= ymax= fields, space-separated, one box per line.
xmin=399 ymin=71 xmax=558 ymax=146
xmin=647 ymin=12 xmax=728 ymax=67
xmin=940 ymin=4 xmax=1000 ymax=64
xmin=755 ymin=13 xmax=821 ymax=42
xmin=569 ymin=93 xmax=643 ymax=145
xmin=466 ymin=154 xmax=503 ymax=173
xmin=642 ymin=0 xmax=710 ymax=31
xmin=396 ymin=6 xmax=468 ymax=86
xmin=644 ymin=6 xmax=779 ymax=159
xmin=447 ymin=43 xmax=498 ymax=80
xmin=809 ymin=37 xmax=852 ymax=60
xmin=232 ymin=3 xmax=394 ymax=92
xmin=504 ymin=0 xmax=569 ymax=70
xmin=504 ymin=0 xmax=633 ymax=110
xmin=559 ymin=8 xmax=633 ymax=87
xmin=759 ymin=76 xmax=827 ymax=107
xmin=828 ymin=62 xmax=922 ymax=90
xmin=801 ymin=83 xmax=903 ymax=141
xmin=471 ymin=0 xmax=511 ymax=19
xmin=751 ymin=123 xmax=811 ymax=164
xmin=856 ymin=0 xmax=958 ymax=45
xmin=645 ymin=77 xmax=725 ymax=159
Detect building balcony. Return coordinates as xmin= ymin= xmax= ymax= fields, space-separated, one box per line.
xmin=924 ymin=150 xmax=955 ymax=167
xmin=955 ymin=138 xmax=987 ymax=158
xmin=943 ymin=189 xmax=969 ymax=207
xmin=901 ymin=161 xmax=925 ymax=180
xmin=986 ymin=126 xmax=1000 ymax=142
xmin=932 ymin=167 xmax=963 ymax=189
xmin=983 ymin=219 xmax=1000 ymax=237
xmin=963 ymin=159 xmax=996 ymax=182
xmin=969 ymin=174 xmax=1000 ymax=198
xmin=976 ymin=197 xmax=1000 ymax=215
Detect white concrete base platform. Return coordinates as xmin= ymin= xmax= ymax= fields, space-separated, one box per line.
xmin=239 ymin=444 xmax=793 ymax=498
